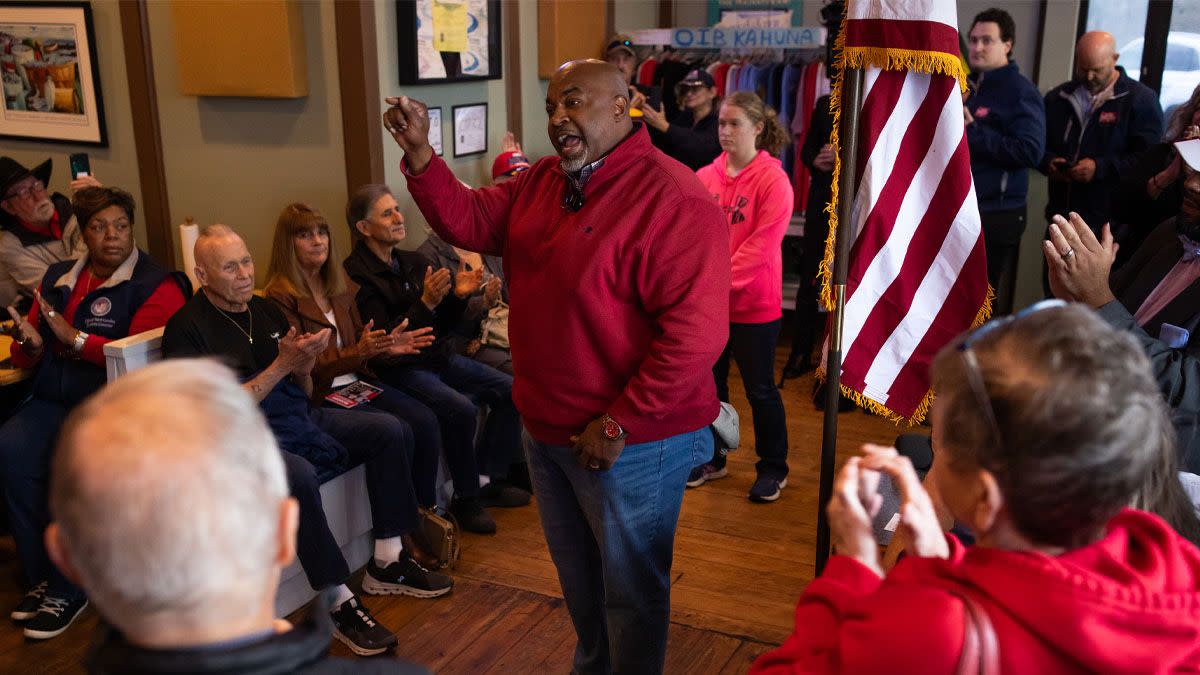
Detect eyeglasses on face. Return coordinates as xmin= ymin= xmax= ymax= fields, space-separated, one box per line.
xmin=4 ymin=180 xmax=46 ymax=202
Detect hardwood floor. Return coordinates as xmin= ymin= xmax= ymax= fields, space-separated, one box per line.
xmin=0 ymin=358 xmax=908 ymax=673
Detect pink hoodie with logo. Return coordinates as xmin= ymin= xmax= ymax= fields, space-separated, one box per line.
xmin=696 ymin=150 xmax=795 ymax=323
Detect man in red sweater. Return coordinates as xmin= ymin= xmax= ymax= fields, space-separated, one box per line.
xmin=383 ymin=60 xmax=729 ymax=674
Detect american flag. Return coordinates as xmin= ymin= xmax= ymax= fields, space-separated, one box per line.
xmin=819 ymin=0 xmax=991 ymax=422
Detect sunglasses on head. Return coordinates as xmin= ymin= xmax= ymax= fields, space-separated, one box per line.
xmin=955 ymin=299 xmax=1066 ymax=447
xmin=607 ymin=39 xmax=633 ymax=51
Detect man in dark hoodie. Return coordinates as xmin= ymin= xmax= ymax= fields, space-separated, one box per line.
xmin=964 ymin=8 xmax=1045 ymax=315
xmin=46 ymin=360 xmax=426 ymax=674
xmin=1041 ymin=32 xmax=1162 ymax=241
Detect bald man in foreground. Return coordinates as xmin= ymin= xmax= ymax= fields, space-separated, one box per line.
xmin=1042 ymin=30 xmax=1162 ymax=237
xmin=47 ymin=360 xmax=426 ymax=673
xmin=384 ymin=60 xmax=730 ymax=673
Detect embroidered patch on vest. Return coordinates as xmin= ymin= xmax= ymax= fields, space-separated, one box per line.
xmin=90 ymin=297 xmax=112 ymax=317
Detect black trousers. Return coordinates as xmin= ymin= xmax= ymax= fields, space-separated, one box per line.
xmin=981 ymin=206 xmax=1026 ymax=316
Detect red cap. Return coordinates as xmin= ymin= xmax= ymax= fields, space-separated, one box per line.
xmin=491 ymin=150 xmax=531 ymax=180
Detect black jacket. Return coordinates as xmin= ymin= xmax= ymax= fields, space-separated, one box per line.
xmin=650 ymin=107 xmax=721 ymax=171
xmin=1041 ymin=67 xmax=1163 ymax=229
xmin=86 ymin=593 xmax=428 ymax=675
xmin=342 ymin=239 xmax=466 ymax=370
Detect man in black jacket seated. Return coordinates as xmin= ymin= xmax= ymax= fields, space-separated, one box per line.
xmin=45 ymin=360 xmax=426 ymax=674
xmin=343 ymin=184 xmax=528 ymax=533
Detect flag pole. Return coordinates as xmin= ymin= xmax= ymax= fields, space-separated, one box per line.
xmin=815 ymin=65 xmax=865 ymax=577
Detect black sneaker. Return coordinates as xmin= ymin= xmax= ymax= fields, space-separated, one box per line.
xmin=450 ymin=496 xmax=496 ymax=534
xmin=479 ymin=481 xmax=531 ymax=508
xmin=362 ymin=554 xmax=454 ymax=599
xmin=11 ymin=580 xmax=47 ymax=621
xmin=748 ymin=476 xmax=788 ymax=503
xmin=23 ymin=595 xmax=87 ymax=640
xmin=329 ymin=595 xmax=398 ymax=657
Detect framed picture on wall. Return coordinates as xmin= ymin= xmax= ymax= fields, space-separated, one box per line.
xmin=428 ymin=106 xmax=443 ymax=156
xmin=395 ymin=0 xmax=502 ymax=85
xmin=0 ymin=2 xmax=107 ymax=146
xmin=452 ymin=102 xmax=486 ymax=157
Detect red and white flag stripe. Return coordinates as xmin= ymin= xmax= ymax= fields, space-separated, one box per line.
xmin=822 ymin=0 xmax=989 ymax=420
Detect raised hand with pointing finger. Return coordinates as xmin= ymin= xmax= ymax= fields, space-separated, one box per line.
xmin=383 ymin=96 xmax=434 ymax=174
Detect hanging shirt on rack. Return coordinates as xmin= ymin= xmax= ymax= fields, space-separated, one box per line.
xmin=713 ymin=61 xmax=732 ymax=96
xmin=725 ymin=63 xmax=741 ymax=98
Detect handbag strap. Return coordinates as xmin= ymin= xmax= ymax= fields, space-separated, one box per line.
xmin=951 ymin=590 xmax=1000 ymax=675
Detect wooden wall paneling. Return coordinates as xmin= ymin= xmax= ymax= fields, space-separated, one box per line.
xmin=118 ymin=1 xmax=173 ymax=268
xmin=504 ymin=0 xmax=522 ymax=143
xmin=334 ymin=1 xmax=384 ymax=193
xmin=537 ymin=0 xmax=609 ymax=78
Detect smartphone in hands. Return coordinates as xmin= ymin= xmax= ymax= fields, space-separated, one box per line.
xmin=69 ymin=152 xmax=90 ymax=179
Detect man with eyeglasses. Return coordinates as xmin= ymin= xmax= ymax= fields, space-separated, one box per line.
xmin=0 ymin=157 xmax=95 ymax=308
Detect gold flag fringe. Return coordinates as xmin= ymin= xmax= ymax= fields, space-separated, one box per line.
xmin=814 ymin=13 xmax=991 ymax=426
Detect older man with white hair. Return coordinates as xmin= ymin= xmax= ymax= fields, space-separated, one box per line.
xmin=162 ymin=225 xmax=451 ymax=657
xmin=46 ymin=359 xmax=427 ymax=673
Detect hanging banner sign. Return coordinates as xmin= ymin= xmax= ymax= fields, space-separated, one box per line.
xmin=669 ymin=26 xmax=825 ymax=49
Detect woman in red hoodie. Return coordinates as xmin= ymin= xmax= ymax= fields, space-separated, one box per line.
xmin=693 ymin=92 xmax=795 ymax=503
xmin=754 ymin=302 xmax=1200 ymax=673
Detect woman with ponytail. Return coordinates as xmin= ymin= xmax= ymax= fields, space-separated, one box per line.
xmin=691 ymin=91 xmax=795 ymax=503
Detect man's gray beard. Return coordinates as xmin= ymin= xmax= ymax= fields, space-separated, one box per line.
xmin=559 ymin=155 xmax=586 ymax=174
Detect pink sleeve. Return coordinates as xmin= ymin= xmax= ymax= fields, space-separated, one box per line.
xmin=731 ymin=172 xmax=794 ymax=292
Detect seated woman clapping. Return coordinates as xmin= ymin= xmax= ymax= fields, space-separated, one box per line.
xmin=264 ymin=202 xmax=446 ymax=567
xmin=754 ymin=302 xmax=1200 ymax=674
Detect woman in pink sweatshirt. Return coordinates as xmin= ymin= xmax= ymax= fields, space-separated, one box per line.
xmin=693 ymin=91 xmax=795 ymax=502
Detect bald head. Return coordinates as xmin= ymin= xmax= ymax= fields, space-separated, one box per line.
xmin=48 ymin=360 xmax=292 ymax=646
xmin=546 ymin=59 xmax=634 ymax=173
xmin=1075 ymin=31 xmax=1119 ymax=94
xmin=193 ymin=224 xmax=256 ymax=311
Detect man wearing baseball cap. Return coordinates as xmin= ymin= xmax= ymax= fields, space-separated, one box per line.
xmin=604 ymin=33 xmax=661 ymax=119
xmin=1045 ymin=136 xmax=1200 ymax=471
xmin=0 ymin=157 xmax=93 ymax=307
xmin=640 ymin=68 xmax=722 ymax=171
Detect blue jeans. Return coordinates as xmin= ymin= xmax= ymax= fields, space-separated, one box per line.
xmin=714 ymin=320 xmax=789 ymax=479
xmin=0 ymin=398 xmax=84 ymax=601
xmin=380 ymin=354 xmax=520 ymax=498
xmin=525 ymin=426 xmax=711 ymax=674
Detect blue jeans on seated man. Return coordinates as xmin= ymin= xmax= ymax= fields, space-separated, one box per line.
xmin=0 ymin=399 xmax=85 ymax=602
xmin=381 ymin=354 xmax=521 ymax=495
xmin=525 ymin=426 xmax=712 ymax=675
xmin=286 ymin=404 xmax=419 ymax=590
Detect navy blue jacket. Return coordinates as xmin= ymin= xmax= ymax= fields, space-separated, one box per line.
xmin=32 ymin=250 xmax=180 ymax=406
xmin=1041 ymin=67 xmax=1163 ymax=229
xmin=966 ymin=61 xmax=1046 ymax=212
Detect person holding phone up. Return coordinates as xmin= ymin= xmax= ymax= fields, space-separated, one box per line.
xmin=0 ymin=155 xmax=101 ymax=308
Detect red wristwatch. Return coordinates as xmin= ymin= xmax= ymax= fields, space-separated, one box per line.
xmin=600 ymin=414 xmax=627 ymax=441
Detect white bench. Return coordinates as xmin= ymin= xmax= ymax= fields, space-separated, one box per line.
xmin=103 ymin=329 xmax=374 ymax=617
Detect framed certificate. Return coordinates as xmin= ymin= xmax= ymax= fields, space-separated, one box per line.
xmin=428 ymin=106 xmax=443 ymax=156
xmin=452 ymin=102 xmax=486 ymax=157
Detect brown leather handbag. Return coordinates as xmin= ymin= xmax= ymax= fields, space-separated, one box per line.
xmin=418 ymin=506 xmax=461 ymax=570
xmin=951 ymin=590 xmax=1000 ymax=675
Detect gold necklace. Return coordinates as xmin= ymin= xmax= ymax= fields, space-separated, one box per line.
xmin=214 ymin=303 xmax=253 ymax=344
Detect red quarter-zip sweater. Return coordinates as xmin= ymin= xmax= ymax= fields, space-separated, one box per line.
xmin=403 ymin=125 xmax=730 ymax=445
